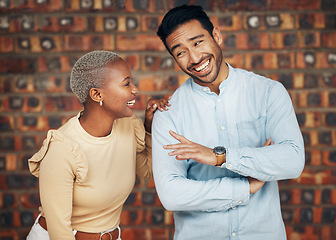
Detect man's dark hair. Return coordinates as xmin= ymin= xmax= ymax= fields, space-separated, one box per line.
xmin=157 ymin=5 xmax=214 ymax=53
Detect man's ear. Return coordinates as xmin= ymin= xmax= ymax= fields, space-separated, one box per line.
xmin=212 ymin=27 xmax=223 ymax=47
xmin=89 ymin=88 xmax=102 ymax=103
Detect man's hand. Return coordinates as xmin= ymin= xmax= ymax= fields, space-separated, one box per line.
xmin=248 ymin=137 xmax=274 ymax=194
xmin=163 ymin=130 xmax=217 ymax=165
xmin=144 ymin=97 xmax=171 ymax=133
xmin=248 ymin=177 xmax=265 ymax=194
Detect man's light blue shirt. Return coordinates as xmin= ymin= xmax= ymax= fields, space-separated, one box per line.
xmin=152 ymin=64 xmax=305 ymax=240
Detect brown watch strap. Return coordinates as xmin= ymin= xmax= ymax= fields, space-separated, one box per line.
xmin=215 ymin=154 xmax=225 ymax=166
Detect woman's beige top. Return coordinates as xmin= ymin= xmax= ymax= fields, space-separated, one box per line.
xmin=29 ymin=113 xmax=152 ymax=240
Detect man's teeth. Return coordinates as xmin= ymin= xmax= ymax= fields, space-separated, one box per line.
xmin=127 ymin=100 xmax=136 ymax=105
xmin=195 ymin=60 xmax=210 ymax=72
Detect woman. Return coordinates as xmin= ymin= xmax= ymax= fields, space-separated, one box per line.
xmin=26 ymin=50 xmax=170 ymax=240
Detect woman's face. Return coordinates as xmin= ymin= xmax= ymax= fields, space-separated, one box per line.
xmin=99 ymin=59 xmax=138 ymax=119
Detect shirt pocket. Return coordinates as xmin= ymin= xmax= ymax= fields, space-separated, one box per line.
xmin=237 ymin=117 xmax=266 ymax=147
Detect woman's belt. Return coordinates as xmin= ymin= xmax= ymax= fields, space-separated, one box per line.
xmin=38 ymin=216 xmax=120 ymax=240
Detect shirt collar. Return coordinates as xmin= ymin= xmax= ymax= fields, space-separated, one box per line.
xmin=190 ymin=62 xmax=233 ymax=94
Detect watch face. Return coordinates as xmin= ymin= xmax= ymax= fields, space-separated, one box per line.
xmin=214 ymin=146 xmax=226 ymax=154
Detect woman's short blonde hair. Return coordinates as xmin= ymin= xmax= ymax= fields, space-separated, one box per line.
xmin=70 ymin=50 xmax=122 ymax=104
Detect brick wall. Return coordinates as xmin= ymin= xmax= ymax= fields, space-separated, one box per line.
xmin=0 ymin=0 xmax=335 ymax=239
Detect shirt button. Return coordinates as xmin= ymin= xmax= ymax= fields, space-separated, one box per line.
xmin=238 ymin=201 xmax=242 ymax=205
xmin=217 ymin=99 xmax=221 ymax=102
xmin=232 ymin=232 xmax=236 ymax=237
xmin=220 ymin=126 xmax=225 ymax=130
xmin=203 ymin=87 xmax=207 ymax=92
xmin=227 ymin=164 xmax=232 ymax=168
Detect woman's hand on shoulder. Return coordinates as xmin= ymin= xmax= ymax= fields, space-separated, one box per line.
xmin=144 ymin=97 xmax=171 ymax=133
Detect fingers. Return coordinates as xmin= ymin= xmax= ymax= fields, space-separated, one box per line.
xmin=168 ymin=130 xmax=191 ymax=144
xmin=264 ymin=137 xmax=274 ymax=146
xmin=146 ymin=97 xmax=171 ymax=111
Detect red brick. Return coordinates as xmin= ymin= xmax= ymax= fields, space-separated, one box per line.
xmin=38 ymin=16 xmax=87 ymax=32
xmin=20 ymin=193 xmax=40 ymax=209
xmin=211 ymin=15 xmax=243 ymax=32
xmin=0 ymin=58 xmax=36 ymax=74
xmin=46 ymin=96 xmax=82 ymax=112
xmin=12 ymin=0 xmax=63 ymax=12
xmin=37 ymin=56 xmax=73 ymax=73
xmin=270 ymin=0 xmax=319 ymax=10
xmin=142 ymin=16 xmax=163 ymax=32
xmin=116 ymin=35 xmax=165 ymax=51
xmin=321 ymin=226 xmax=336 ymax=240
xmin=322 ymin=32 xmax=336 ymax=48
xmin=120 ymin=209 xmax=144 ymax=225
xmin=0 ymin=36 xmax=14 ymax=52
xmin=64 ymin=35 xmax=114 ymax=52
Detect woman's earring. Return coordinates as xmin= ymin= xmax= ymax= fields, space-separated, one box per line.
xmin=99 ymin=101 xmax=103 ymax=106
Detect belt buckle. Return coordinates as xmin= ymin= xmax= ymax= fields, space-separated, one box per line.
xmin=99 ymin=232 xmax=112 ymax=240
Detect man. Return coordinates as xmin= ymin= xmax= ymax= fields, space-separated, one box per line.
xmin=152 ymin=5 xmax=305 ymax=240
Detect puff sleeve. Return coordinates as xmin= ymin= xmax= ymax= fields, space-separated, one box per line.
xmin=28 ymin=130 xmax=88 ymax=240
xmin=131 ymin=115 xmax=153 ymax=180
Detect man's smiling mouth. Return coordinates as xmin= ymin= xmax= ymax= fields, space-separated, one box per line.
xmin=194 ymin=59 xmax=210 ymax=72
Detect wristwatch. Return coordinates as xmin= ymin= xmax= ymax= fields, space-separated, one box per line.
xmin=213 ymin=146 xmax=226 ymax=166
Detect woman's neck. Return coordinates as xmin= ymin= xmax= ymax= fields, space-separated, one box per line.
xmin=78 ymin=107 xmax=115 ymax=137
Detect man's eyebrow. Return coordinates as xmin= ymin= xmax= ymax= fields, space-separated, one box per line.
xmin=170 ymin=34 xmax=205 ymax=53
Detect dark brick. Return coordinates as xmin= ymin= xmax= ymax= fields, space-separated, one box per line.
xmin=142 ymin=192 xmax=156 ymax=205
xmin=48 ymin=116 xmax=62 ymax=129
xmin=0 ymin=116 xmax=13 ymax=131
xmin=27 ymin=97 xmax=40 ymax=108
xmin=224 ymin=34 xmax=236 ymax=48
xmin=3 ymin=193 xmax=15 ymax=208
xmin=0 ymin=156 xmax=5 ymax=170
xmin=296 ymin=113 xmax=305 ymax=126
xmin=321 ymin=208 xmax=336 ymax=223
xmin=279 ymin=73 xmax=293 ymax=89
xmin=151 ymin=209 xmax=164 ymax=224
xmin=15 ymin=77 xmax=28 ymax=90
xmin=300 ymin=208 xmax=313 ymax=223
xmin=326 ymin=113 xmax=336 ymax=126
xmin=251 ymin=55 xmax=264 ymax=69
xmin=304 ymin=74 xmax=318 ymax=88
xmin=325 ymin=14 xmax=336 ymax=29
xmin=302 ymin=132 xmax=310 ymax=145
xmin=280 ymin=190 xmax=291 ymax=204
xmin=318 ymin=131 xmax=332 ymax=145
xmin=1 ymin=136 xmax=15 ymax=151
xmin=23 ymin=116 xmax=37 ymax=127
xmin=125 ymin=192 xmax=136 ymax=205
xmin=6 ymin=175 xmax=22 ymax=189
xmin=22 ymin=136 xmax=37 ymax=150
xmin=321 ymin=189 xmax=331 ymax=204
xmin=277 ymin=53 xmax=292 ymax=68
xmin=283 ymin=33 xmax=297 ymax=47
xmin=330 ymin=151 xmax=336 ymax=163
xmin=20 ymin=211 xmax=34 ymax=226
xmin=298 ymin=14 xmax=314 ymax=29
xmin=301 ymin=189 xmax=314 ymax=204
xmin=9 ymin=97 xmax=23 ymax=110
xmin=0 ymin=212 xmax=13 ymax=227
xmin=305 ymin=151 xmax=311 ymax=164
xmin=23 ymin=175 xmax=38 ymax=188
xmin=282 ymin=208 xmax=294 ymax=223
xmin=133 ymin=0 xmax=149 ymax=10
xmin=329 ymin=93 xmax=336 ymax=106
xmin=307 ymin=93 xmax=321 ymax=106
xmin=322 ymin=0 xmax=336 ymax=10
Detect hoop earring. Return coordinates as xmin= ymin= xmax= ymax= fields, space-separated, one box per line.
xmin=99 ymin=101 xmax=103 ymax=106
